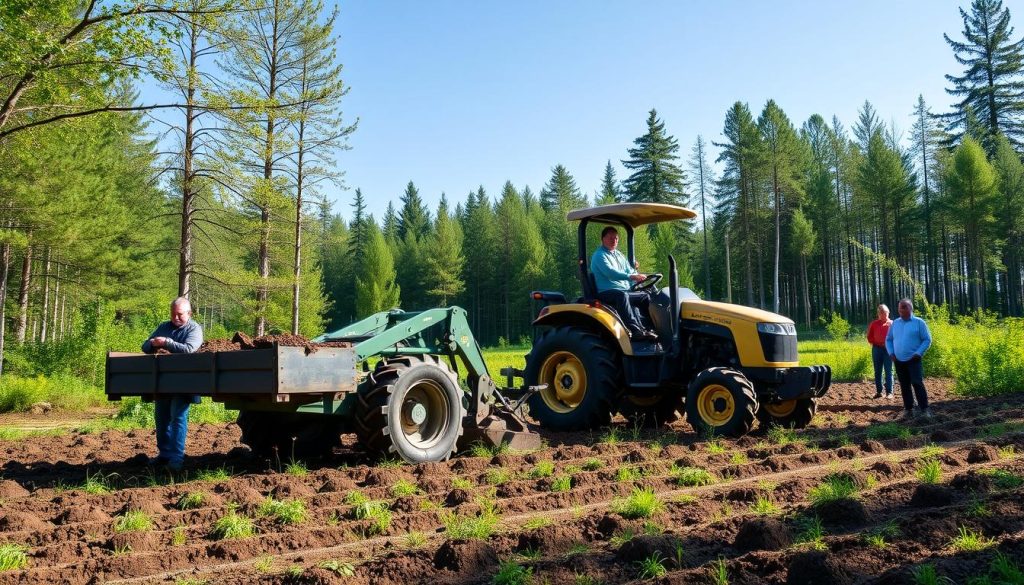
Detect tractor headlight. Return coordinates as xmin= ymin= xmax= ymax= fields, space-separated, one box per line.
xmin=757 ymin=322 xmax=796 ymax=335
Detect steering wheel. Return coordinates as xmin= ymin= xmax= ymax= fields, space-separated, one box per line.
xmin=630 ymin=273 xmax=663 ymax=292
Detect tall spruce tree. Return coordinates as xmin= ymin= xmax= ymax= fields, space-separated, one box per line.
xmin=944 ymin=0 xmax=1024 ymax=151
xmin=398 ymin=181 xmax=431 ymax=239
xmin=690 ymin=136 xmax=715 ymax=296
xmin=943 ymin=136 xmax=998 ymax=309
xmin=539 ymin=165 xmax=586 ymax=212
xmin=355 ymin=220 xmax=400 ymax=317
xmin=597 ymin=160 xmax=620 ymax=204
xmin=623 ymin=109 xmax=686 ymax=204
xmin=423 ymin=195 xmax=465 ymax=307
xmin=994 ymin=134 xmax=1024 ymax=314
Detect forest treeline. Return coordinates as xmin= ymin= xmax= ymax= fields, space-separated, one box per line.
xmin=1 ymin=0 xmax=1024 ymax=375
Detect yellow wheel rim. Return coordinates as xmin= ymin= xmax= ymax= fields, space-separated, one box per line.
xmin=539 ymin=351 xmax=588 ymax=414
xmin=764 ymin=399 xmax=797 ymax=418
xmin=697 ymin=384 xmax=735 ymax=426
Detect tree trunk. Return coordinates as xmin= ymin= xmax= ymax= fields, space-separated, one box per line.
xmin=40 ymin=247 xmax=50 ymax=342
xmin=291 ymin=113 xmax=305 ymax=335
xmin=801 ymin=254 xmax=811 ymax=327
xmin=724 ymin=231 xmax=732 ymax=303
xmin=16 ymin=240 xmax=32 ymax=344
xmin=0 ymin=242 xmax=10 ymax=377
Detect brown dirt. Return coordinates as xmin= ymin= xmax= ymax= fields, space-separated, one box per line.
xmin=197 ymin=332 xmax=353 ymax=354
xmin=1 ymin=378 xmax=1023 ymax=584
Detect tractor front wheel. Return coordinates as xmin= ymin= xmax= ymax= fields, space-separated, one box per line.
xmin=236 ymin=410 xmax=343 ymax=459
xmin=685 ymin=367 xmax=757 ymax=438
xmin=757 ymin=397 xmax=817 ymax=430
xmin=524 ymin=326 xmax=621 ymax=431
xmin=354 ymin=355 xmax=465 ymax=463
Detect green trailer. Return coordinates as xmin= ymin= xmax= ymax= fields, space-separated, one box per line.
xmin=106 ymin=307 xmax=541 ymax=463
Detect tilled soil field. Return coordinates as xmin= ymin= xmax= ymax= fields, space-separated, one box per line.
xmin=2 ymin=379 xmax=1023 ymax=584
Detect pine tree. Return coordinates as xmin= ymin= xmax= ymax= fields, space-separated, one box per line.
xmin=398 ymin=181 xmax=431 ymax=239
xmin=689 ymin=136 xmax=715 ymax=296
xmin=597 ymin=160 xmax=620 ymax=204
xmin=944 ymin=0 xmax=1024 ymax=151
xmin=790 ymin=208 xmax=816 ymax=326
xmin=355 ymin=220 xmax=400 ymax=317
xmin=623 ymin=109 xmax=686 ymax=205
xmin=539 ymin=165 xmax=586 ymax=212
xmin=994 ymin=134 xmax=1024 ymax=314
xmin=909 ymin=96 xmax=941 ymax=302
xmin=349 ymin=189 xmax=368 ymax=266
xmin=944 ymin=136 xmax=998 ymax=309
xmin=382 ymin=201 xmax=400 ymax=245
xmin=423 ymin=196 xmax=465 ymax=307
xmin=460 ymin=187 xmax=497 ymax=341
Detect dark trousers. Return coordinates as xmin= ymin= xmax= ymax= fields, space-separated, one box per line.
xmin=871 ymin=345 xmax=893 ymax=395
xmin=893 ymin=356 xmax=928 ymax=411
xmin=596 ymin=289 xmax=650 ymax=333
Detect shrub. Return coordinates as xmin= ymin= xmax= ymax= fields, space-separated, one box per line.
xmin=823 ymin=312 xmax=851 ymax=341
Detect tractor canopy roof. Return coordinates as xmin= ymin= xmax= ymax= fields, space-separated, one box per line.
xmin=566 ymin=203 xmax=697 ymax=227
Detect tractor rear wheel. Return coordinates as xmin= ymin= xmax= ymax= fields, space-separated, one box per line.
xmin=756 ymin=397 xmax=817 ymax=429
xmin=617 ymin=393 xmax=682 ymax=428
xmin=354 ymin=355 xmax=465 ymax=463
xmin=685 ymin=367 xmax=757 ymax=438
xmin=524 ymin=326 xmax=621 ymax=431
xmin=236 ymin=410 xmax=343 ymax=459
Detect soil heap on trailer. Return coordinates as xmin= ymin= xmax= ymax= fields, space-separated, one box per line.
xmin=521 ymin=202 xmax=831 ymax=436
xmin=106 ymin=307 xmax=542 ymax=463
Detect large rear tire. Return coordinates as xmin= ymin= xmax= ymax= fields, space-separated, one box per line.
xmin=617 ymin=393 xmax=682 ymax=428
xmin=756 ymin=397 xmax=817 ymax=429
xmin=524 ymin=326 xmax=621 ymax=431
xmin=354 ymin=355 xmax=465 ymax=463
xmin=685 ymin=367 xmax=757 ymax=438
xmin=236 ymin=410 xmax=343 ymax=459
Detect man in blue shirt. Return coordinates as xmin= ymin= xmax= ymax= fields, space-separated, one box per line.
xmin=885 ymin=298 xmax=932 ymax=419
xmin=142 ymin=297 xmax=204 ymax=470
xmin=590 ymin=226 xmax=658 ymax=341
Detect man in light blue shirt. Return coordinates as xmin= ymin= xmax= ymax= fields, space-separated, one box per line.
xmin=885 ymin=298 xmax=932 ymax=419
xmin=590 ymin=226 xmax=658 ymax=341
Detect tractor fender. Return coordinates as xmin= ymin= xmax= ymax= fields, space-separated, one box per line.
xmin=532 ymin=303 xmax=633 ymax=356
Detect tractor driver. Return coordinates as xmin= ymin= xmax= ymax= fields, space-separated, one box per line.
xmin=590 ymin=226 xmax=659 ymax=342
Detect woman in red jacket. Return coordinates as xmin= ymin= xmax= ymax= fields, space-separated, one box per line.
xmin=867 ymin=304 xmax=893 ymax=399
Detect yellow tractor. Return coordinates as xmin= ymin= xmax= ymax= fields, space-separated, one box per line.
xmin=523 ymin=203 xmax=831 ymax=437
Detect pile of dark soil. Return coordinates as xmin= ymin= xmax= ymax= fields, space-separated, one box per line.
xmin=197 ymin=332 xmax=351 ymax=354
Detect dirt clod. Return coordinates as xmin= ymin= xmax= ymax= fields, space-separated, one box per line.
xmin=786 ymin=550 xmax=852 ymax=585
xmin=967 ymin=444 xmax=1000 ymax=463
xmin=433 ymin=539 xmax=498 ymax=573
xmin=910 ymin=483 xmax=956 ymax=507
xmin=734 ymin=517 xmax=793 ymax=552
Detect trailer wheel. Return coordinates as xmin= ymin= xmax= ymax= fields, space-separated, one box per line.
xmin=236 ymin=410 xmax=343 ymax=459
xmin=757 ymin=397 xmax=817 ymax=430
xmin=524 ymin=326 xmax=621 ymax=431
xmin=355 ymin=355 xmax=465 ymax=463
xmin=617 ymin=393 xmax=682 ymax=428
xmin=685 ymin=367 xmax=757 ymax=438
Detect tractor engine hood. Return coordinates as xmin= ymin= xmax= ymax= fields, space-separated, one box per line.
xmin=680 ymin=299 xmax=794 ymax=326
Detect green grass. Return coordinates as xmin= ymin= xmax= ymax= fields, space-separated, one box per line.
xmin=976 ymin=421 xmax=1024 ymax=439
xmin=711 ymin=557 xmax=730 ymax=585
xmin=794 ymin=515 xmax=827 ymax=551
xmin=863 ymin=521 xmax=899 ymax=548
xmin=637 ymin=552 xmax=667 ymax=579
xmin=866 ymin=422 xmax=912 ymax=441
xmin=706 ymin=439 xmax=727 ymax=454
xmin=798 ymin=339 xmax=870 ymax=381
xmin=612 ymin=487 xmax=663 ymax=519
xmin=171 ymin=525 xmax=187 ymax=546
xmin=469 ymin=440 xmax=512 ymax=458
xmin=492 ymin=559 xmax=532 ymax=585
xmin=529 ymin=461 xmax=555 ymax=479
xmin=451 ymin=477 xmax=473 ymax=490
xmin=353 ymin=500 xmax=391 ymax=535
xmin=176 ymin=492 xmax=206 ymax=510
xmin=808 ymin=474 xmax=858 ymax=505
xmin=405 ymin=531 xmax=428 ymax=547
xmin=615 ymin=466 xmax=642 ymax=482
xmin=0 ymin=427 xmax=66 ymax=441
xmin=80 ymin=470 xmax=115 ymax=494
xmin=949 ymin=526 xmax=995 ymax=552
xmin=0 ymin=374 xmax=106 ymax=413
xmin=921 ymin=444 xmax=946 ymax=458
xmin=284 ymin=460 xmax=308 ymax=477
xmin=344 ymin=490 xmax=369 ymax=506
xmin=599 ymin=426 xmax=622 ymax=445
xmin=671 ymin=465 xmax=714 ymax=487
xmin=766 ymin=425 xmax=800 ymax=446
xmin=209 ymin=510 xmax=255 ymax=540
xmin=258 ymin=498 xmax=308 ymax=525
xmin=485 ymin=468 xmax=514 ymax=485
xmin=0 ymin=543 xmax=29 ymax=571
xmin=582 ymin=458 xmax=603 ymax=471
xmin=391 ymin=479 xmax=422 ymax=497
xmin=729 ymin=451 xmax=749 ymax=464
xmin=912 ymin=564 xmax=953 ymax=585
xmin=550 ymin=475 xmax=572 ymax=492
xmin=986 ymin=468 xmax=1024 ymax=490
xmin=194 ymin=467 xmax=231 ymax=482
xmin=441 ymin=505 xmax=500 ymax=540
xmin=522 ymin=517 xmax=552 ymax=530
xmin=917 ymin=459 xmax=942 ymax=484
xmin=751 ymin=496 xmax=780 ymax=516
xmin=317 ymin=560 xmax=356 ymax=577
xmin=114 ymin=510 xmax=152 ymax=533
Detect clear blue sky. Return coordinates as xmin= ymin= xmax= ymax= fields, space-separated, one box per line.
xmin=305 ymin=2 xmax=977 ymax=219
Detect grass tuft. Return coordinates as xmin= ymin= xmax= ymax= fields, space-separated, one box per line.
xmin=751 ymin=496 xmax=779 ymax=516
xmin=636 ymin=551 xmax=667 ymax=579
xmin=353 ymin=500 xmax=391 ymax=536
xmin=530 ymin=461 xmax=555 ymax=479
xmin=911 ymin=563 xmax=953 ymax=585
xmin=114 ymin=510 xmax=152 ymax=533
xmin=258 ymin=498 xmax=308 ymax=525
xmin=808 ymin=474 xmax=858 ymax=505
xmin=0 ymin=543 xmax=29 ymax=571
xmin=612 ymin=487 xmax=663 ymax=519
xmin=195 ymin=467 xmax=231 ymax=482
xmin=866 ymin=422 xmax=912 ymax=441
xmin=176 ymin=492 xmax=206 ymax=510
xmin=209 ymin=510 xmax=255 ymax=540
xmin=671 ymin=465 xmax=714 ymax=487
xmin=949 ymin=526 xmax=995 ymax=552
xmin=442 ymin=498 xmax=500 ymax=540
xmin=550 ymin=475 xmax=572 ymax=492
xmin=916 ymin=459 xmax=942 ymax=484
xmin=492 ymin=559 xmax=532 ymax=585
xmin=391 ymin=479 xmax=422 ymax=497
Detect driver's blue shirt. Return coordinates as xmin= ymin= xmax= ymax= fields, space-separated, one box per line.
xmin=591 ymin=245 xmax=635 ymax=292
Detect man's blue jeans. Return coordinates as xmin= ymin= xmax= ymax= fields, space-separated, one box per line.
xmin=154 ymin=396 xmax=191 ymax=466
xmin=871 ymin=345 xmax=893 ymax=395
